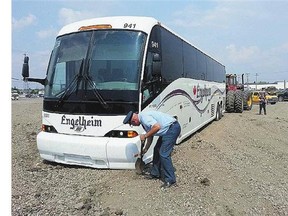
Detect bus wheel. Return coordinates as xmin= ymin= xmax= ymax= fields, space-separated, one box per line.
xmin=215 ymin=103 xmax=221 ymax=121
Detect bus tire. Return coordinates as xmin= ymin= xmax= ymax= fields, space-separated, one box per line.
xmin=219 ymin=102 xmax=223 ymax=119
xmin=215 ymin=103 xmax=221 ymax=121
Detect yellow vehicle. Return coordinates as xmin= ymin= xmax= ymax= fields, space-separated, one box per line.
xmin=252 ymin=91 xmax=278 ymax=104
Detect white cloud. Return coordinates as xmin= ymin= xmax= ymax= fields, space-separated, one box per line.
xmin=224 ymin=43 xmax=288 ymax=81
xmin=36 ymin=28 xmax=58 ymax=39
xmin=170 ymin=4 xmax=236 ymax=29
xmin=12 ymin=14 xmax=37 ymax=30
xmin=271 ymin=42 xmax=288 ymax=55
xmin=170 ymin=2 xmax=272 ymax=31
xmin=225 ymin=44 xmax=260 ymax=63
xmin=58 ymin=8 xmax=97 ymax=26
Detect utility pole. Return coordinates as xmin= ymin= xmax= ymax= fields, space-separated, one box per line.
xmin=255 ymin=73 xmax=259 ymax=90
xmin=245 ymin=73 xmax=250 ymax=88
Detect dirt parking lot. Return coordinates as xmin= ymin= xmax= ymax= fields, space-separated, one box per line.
xmin=12 ymin=98 xmax=288 ymax=215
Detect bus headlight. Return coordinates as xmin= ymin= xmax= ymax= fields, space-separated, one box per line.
xmin=104 ymin=130 xmax=138 ymax=138
xmin=42 ymin=124 xmax=58 ymax=133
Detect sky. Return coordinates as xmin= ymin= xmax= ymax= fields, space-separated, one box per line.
xmin=10 ymin=0 xmax=288 ymax=89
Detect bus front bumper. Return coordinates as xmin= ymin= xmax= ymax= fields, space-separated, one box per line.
xmin=36 ymin=132 xmax=144 ymax=169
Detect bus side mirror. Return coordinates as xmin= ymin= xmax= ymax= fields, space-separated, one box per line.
xmin=21 ymin=55 xmax=46 ymax=85
xmin=152 ymin=53 xmax=161 ymax=76
xmin=22 ymin=56 xmax=29 ymax=78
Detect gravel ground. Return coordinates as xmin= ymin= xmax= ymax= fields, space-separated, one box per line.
xmin=12 ymin=98 xmax=288 ymax=216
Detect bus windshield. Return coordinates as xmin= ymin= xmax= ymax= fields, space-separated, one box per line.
xmin=46 ymin=30 xmax=146 ymax=98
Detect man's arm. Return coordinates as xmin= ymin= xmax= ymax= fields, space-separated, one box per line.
xmin=140 ymin=123 xmax=161 ymax=141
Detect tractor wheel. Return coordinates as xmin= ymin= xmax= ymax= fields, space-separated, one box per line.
xmin=243 ymin=90 xmax=253 ymax=110
xmin=234 ymin=90 xmax=244 ymax=113
xmin=226 ymin=91 xmax=235 ymax=113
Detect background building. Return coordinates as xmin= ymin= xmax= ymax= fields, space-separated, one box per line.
xmin=246 ymin=80 xmax=287 ymax=90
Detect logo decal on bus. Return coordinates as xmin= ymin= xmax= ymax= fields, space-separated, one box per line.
xmin=61 ymin=115 xmax=102 ymax=131
xmin=195 ymin=84 xmax=211 ymax=98
xmin=156 ymin=86 xmax=222 ymax=114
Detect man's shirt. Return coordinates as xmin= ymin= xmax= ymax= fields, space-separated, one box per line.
xmin=139 ymin=111 xmax=176 ymax=136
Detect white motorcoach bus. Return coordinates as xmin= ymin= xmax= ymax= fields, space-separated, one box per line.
xmin=22 ymin=16 xmax=226 ymax=169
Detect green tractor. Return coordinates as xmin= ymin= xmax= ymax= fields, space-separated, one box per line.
xmin=225 ymin=74 xmax=253 ymax=113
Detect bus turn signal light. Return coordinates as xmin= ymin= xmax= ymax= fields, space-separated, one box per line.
xmin=104 ymin=130 xmax=138 ymax=138
xmin=127 ymin=131 xmax=138 ymax=138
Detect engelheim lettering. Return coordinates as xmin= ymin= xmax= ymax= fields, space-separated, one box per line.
xmin=61 ymin=115 xmax=102 ymax=130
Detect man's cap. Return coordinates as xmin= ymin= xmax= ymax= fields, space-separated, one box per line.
xmin=123 ymin=111 xmax=133 ymax=124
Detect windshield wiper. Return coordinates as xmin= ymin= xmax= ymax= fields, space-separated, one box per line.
xmin=55 ymin=59 xmax=110 ymax=110
xmin=83 ymin=70 xmax=110 ymax=110
xmin=56 ymin=59 xmax=84 ymax=107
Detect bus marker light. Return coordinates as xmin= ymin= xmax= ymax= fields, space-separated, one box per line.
xmin=78 ymin=24 xmax=112 ymax=31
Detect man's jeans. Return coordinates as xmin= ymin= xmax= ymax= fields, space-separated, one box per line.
xmin=150 ymin=121 xmax=181 ymax=184
xmin=259 ymin=102 xmax=266 ymax=115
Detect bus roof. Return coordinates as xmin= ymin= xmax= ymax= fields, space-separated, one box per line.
xmin=57 ymin=16 xmax=224 ymax=67
xmin=58 ymin=16 xmax=160 ymax=36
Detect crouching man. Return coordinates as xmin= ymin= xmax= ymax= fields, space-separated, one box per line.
xmin=123 ymin=110 xmax=181 ymax=189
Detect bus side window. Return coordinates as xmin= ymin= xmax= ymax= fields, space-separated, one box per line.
xmin=142 ymin=89 xmax=151 ymax=103
xmin=142 ymin=52 xmax=152 ymax=104
xmin=144 ymin=52 xmax=153 ymax=82
xmin=141 ymin=52 xmax=162 ymax=107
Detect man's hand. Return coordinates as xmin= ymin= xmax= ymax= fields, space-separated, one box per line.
xmin=140 ymin=134 xmax=146 ymax=141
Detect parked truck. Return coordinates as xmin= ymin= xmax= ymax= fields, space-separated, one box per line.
xmin=225 ymin=73 xmax=253 ymax=113
xmin=277 ymin=88 xmax=288 ymax=102
xmin=11 ymin=90 xmax=19 ymax=100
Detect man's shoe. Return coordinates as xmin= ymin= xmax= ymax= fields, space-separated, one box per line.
xmin=160 ymin=182 xmax=176 ymax=189
xmin=144 ymin=174 xmax=160 ymax=180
